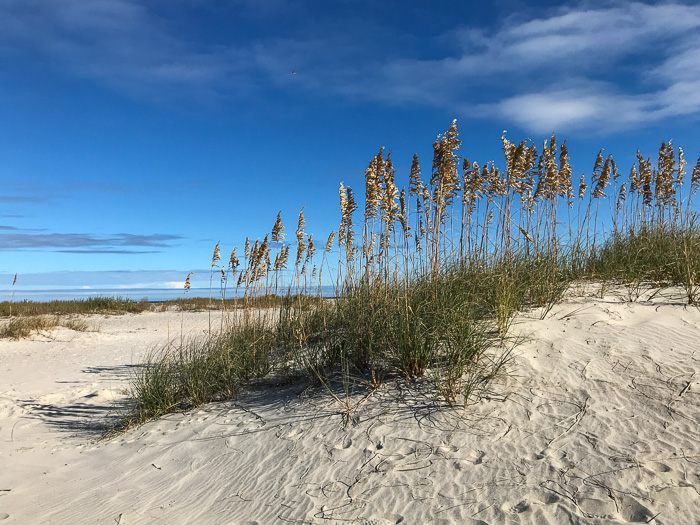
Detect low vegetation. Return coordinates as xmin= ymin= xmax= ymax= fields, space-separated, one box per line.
xmin=0 ymin=296 xmax=151 ymax=317
xmin=0 ymin=315 xmax=94 ymax=340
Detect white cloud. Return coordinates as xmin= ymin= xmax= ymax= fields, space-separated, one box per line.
xmin=164 ymin=281 xmax=187 ymax=289
xmin=483 ymin=88 xmax=655 ymax=134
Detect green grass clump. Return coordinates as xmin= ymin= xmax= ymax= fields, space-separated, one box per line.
xmin=123 ymin=321 xmax=276 ymax=428
xmin=590 ymin=220 xmax=700 ymax=302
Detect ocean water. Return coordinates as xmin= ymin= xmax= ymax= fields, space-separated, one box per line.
xmin=0 ymin=286 xmax=337 ymax=303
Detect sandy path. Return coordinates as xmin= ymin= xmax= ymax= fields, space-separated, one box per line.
xmin=0 ymin=289 xmax=699 ymax=524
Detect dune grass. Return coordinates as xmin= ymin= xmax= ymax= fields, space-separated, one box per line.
xmin=0 ymin=315 xmax=95 ymax=340
xmin=0 ymin=296 xmax=151 ymax=317
xmin=114 ymin=122 xmax=700 ymax=428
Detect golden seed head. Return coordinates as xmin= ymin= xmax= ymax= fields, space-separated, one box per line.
xmin=678 ymin=147 xmax=686 ymax=188
xmin=271 ymin=212 xmax=285 ymax=243
xmin=578 ymin=174 xmax=587 ymax=199
xmin=324 ymin=231 xmax=336 ymax=253
xmin=616 ymin=182 xmax=627 ymax=211
xmin=690 ymin=156 xmax=700 ymax=196
xmin=211 ymin=242 xmax=221 ymax=267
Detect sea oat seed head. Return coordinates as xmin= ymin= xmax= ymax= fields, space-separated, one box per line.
xmin=211 ymin=242 xmax=221 ymax=267
xmin=271 ymin=212 xmax=285 ymax=243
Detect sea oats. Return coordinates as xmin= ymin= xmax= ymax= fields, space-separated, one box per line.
xmin=398 ymin=188 xmax=409 ymax=234
xmin=229 ymin=247 xmax=240 ymax=273
xmin=273 ymin=252 xmax=282 ymax=272
xmin=297 ymin=207 xmax=306 ymax=236
xmin=345 ymin=187 xmax=358 ymax=262
xmin=542 ymin=135 xmax=559 ymax=200
xmin=324 ymin=231 xmax=336 ymax=254
xmin=264 ymin=250 xmax=271 ymax=274
xmin=559 ymin=141 xmax=573 ymax=204
xmin=382 ymin=150 xmax=399 ymax=233
xmin=636 ymin=151 xmax=654 ymax=208
xmin=339 ymin=183 xmax=348 ymax=249
xmin=533 ymin=156 xmax=545 ymax=202
xmin=578 ymin=174 xmax=587 ymax=200
xmin=656 ymin=141 xmax=676 ymax=208
xmin=409 ymin=153 xmax=422 ymax=197
xmin=271 ymin=212 xmax=285 ymax=243
xmin=690 ymin=156 xmax=700 ymax=197
xmin=305 ymin=234 xmax=315 ymax=265
xmin=616 ymin=182 xmax=627 ymax=211
xmin=273 ymin=245 xmax=289 ymax=272
xmin=211 ymin=242 xmax=221 ymax=267
xmin=365 ymin=149 xmax=383 ymax=222
xmin=592 ymin=156 xmax=612 ymax=199
xmin=296 ymin=208 xmax=307 ymax=267
xmin=295 ymin=237 xmax=306 ymax=268
xmin=629 ymin=164 xmax=640 ymax=194
xmin=678 ymin=146 xmax=686 ymax=190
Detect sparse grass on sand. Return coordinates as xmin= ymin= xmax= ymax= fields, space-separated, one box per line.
xmin=0 ymin=315 xmax=95 ymax=340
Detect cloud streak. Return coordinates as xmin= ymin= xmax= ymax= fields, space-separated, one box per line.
xmin=0 ymin=269 xmax=210 ymax=289
xmin=0 ymin=231 xmax=182 ymax=252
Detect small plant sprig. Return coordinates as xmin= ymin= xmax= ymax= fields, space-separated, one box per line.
xmin=10 ymin=274 xmax=17 ymax=318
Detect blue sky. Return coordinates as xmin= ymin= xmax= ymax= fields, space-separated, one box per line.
xmin=2 ymin=0 xmax=700 ymax=297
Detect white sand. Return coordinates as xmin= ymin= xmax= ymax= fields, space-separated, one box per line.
xmin=1 ymin=288 xmax=699 ymax=524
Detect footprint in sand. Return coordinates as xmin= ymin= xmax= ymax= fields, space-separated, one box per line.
xmin=469 ymin=450 xmax=486 ymax=465
xmin=648 ymin=462 xmax=671 ymax=473
xmin=509 ymin=500 xmax=531 ymax=513
xmin=331 ymin=436 xmax=354 ymax=458
xmin=619 ymin=495 xmax=654 ymax=523
xmin=334 ymin=436 xmax=352 ymax=450
xmin=0 ymin=514 xmax=8 ymax=520
xmin=435 ymin=444 xmax=459 ymax=457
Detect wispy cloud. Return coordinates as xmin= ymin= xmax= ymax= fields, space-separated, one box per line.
xmin=65 ymin=182 xmax=131 ymax=194
xmin=0 ymin=225 xmax=43 ymax=232
xmin=0 ymin=231 xmax=182 ymax=252
xmin=342 ymin=2 xmax=700 ymax=132
xmin=2 ymin=1 xmax=700 ymax=131
xmin=0 ymin=0 xmax=234 ymax=100
xmin=0 ymin=269 xmax=210 ymax=289
xmin=0 ymin=195 xmax=43 ymax=203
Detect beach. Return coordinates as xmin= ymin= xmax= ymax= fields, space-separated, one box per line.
xmin=1 ymin=286 xmax=699 ymax=524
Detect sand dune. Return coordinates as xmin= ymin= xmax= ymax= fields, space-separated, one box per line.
xmin=1 ymin=288 xmax=699 ymax=524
